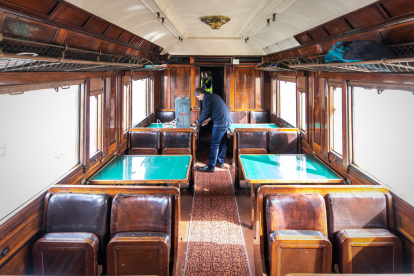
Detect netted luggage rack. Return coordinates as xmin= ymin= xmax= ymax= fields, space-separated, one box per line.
xmin=290 ymin=57 xmax=414 ymax=73
xmin=256 ymin=55 xmax=325 ymax=72
xmin=0 ymin=35 xmax=157 ymax=72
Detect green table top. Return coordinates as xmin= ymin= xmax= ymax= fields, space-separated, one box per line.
xmin=89 ymin=155 xmax=191 ymax=184
xmin=146 ymin=123 xmax=196 ymax=129
xmin=239 ymin=154 xmax=343 ymax=184
xmin=229 ymin=124 xmax=279 ymax=133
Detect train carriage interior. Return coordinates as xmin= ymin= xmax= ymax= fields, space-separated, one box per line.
xmin=1 ymin=0 xmax=414 ymax=275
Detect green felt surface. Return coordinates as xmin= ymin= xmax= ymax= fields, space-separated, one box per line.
xmin=229 ymin=124 xmax=279 ymax=133
xmin=90 ymin=155 xmax=191 ymax=181
xmin=146 ymin=123 xmax=195 ymax=129
xmin=239 ymin=154 xmax=342 ymax=182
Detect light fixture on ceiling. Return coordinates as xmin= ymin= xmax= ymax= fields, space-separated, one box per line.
xmin=200 ymin=16 xmax=230 ymax=30
xmin=161 ymin=17 xmax=165 ymax=24
xmin=267 ymin=19 xmax=270 ymax=27
xmin=156 ymin=12 xmax=160 ymax=19
xmin=272 ymin=13 xmax=277 ymax=22
xmin=245 ymin=37 xmax=249 ymax=43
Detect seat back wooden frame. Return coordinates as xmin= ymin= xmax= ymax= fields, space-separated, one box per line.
xmin=45 ymin=185 xmax=180 ymax=273
xmin=255 ymin=185 xmax=393 ymax=276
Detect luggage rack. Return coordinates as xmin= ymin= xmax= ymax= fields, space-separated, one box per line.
xmin=290 ymin=57 xmax=414 ymax=73
xmin=0 ymin=35 xmax=156 ymax=72
xmin=132 ymin=65 xmax=171 ymax=72
xmin=256 ymin=55 xmax=325 ymax=72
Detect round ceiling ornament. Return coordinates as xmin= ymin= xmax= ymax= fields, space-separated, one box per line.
xmin=200 ymin=16 xmax=231 ymax=30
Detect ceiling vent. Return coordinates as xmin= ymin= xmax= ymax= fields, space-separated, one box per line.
xmin=239 ymin=57 xmax=262 ymax=63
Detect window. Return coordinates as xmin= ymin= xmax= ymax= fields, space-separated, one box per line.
xmin=89 ymin=94 xmax=101 ymax=156
xmin=149 ymin=78 xmax=154 ymax=114
xmin=329 ymin=82 xmax=343 ymax=155
xmin=132 ymin=78 xmax=148 ymax=126
xmin=352 ymin=85 xmax=414 ymax=201
xmin=272 ymin=79 xmax=277 ymax=114
xmin=0 ymin=85 xmax=80 ymax=221
xmin=278 ymin=80 xmax=297 ymax=126
xmin=123 ymin=84 xmax=130 ymax=132
xmin=298 ymin=77 xmax=306 ymax=131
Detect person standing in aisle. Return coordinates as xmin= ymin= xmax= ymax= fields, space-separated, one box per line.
xmin=191 ymin=87 xmax=233 ymax=173
xmin=200 ymin=71 xmax=213 ymax=93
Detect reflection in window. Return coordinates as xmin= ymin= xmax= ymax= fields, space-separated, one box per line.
xmin=132 ymin=79 xmax=147 ymax=126
xmin=353 ymin=87 xmax=414 ymax=201
xmin=89 ymin=94 xmax=101 ymax=156
xmin=123 ymin=85 xmax=130 ymax=132
xmin=279 ymin=81 xmax=296 ymax=126
xmin=332 ymin=87 xmax=342 ymax=155
xmin=0 ymin=86 xmax=79 ymax=220
xmin=300 ymin=92 xmax=306 ymax=131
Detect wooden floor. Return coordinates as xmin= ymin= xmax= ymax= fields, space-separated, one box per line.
xmin=175 ymin=152 xmax=256 ymax=276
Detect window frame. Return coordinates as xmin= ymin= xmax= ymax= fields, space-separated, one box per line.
xmin=131 ymin=76 xmax=151 ymax=127
xmin=276 ymin=77 xmax=297 ymax=128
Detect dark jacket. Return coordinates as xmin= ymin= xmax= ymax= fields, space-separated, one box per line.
xmin=197 ymin=93 xmax=233 ymax=127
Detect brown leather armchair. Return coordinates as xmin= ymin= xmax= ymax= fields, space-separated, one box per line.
xmin=326 ymin=192 xmax=402 ymax=273
xmin=266 ymin=193 xmax=332 ymax=276
xmin=129 ymin=131 xmax=160 ymax=155
xmin=250 ymin=110 xmax=270 ymax=123
xmin=33 ymin=193 xmax=110 ymax=276
xmin=107 ymin=194 xmax=172 ymax=276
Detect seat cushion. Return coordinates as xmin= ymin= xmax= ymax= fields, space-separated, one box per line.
xmin=155 ymin=111 xmax=175 ymax=123
xmin=266 ymin=193 xmax=328 ymax=239
xmin=46 ymin=193 xmax=110 ymax=256
xmin=230 ymin=111 xmax=248 ymax=123
xmin=42 ymin=232 xmax=99 ymax=245
xmin=113 ymin=231 xmax=170 ymax=243
xmin=162 ymin=131 xmax=191 ymax=149
xmin=110 ymin=194 xmax=172 ymax=238
xmin=130 ymin=131 xmax=160 ymax=150
xmin=268 ymin=131 xmax=299 ymax=154
xmin=250 ymin=111 xmax=269 ymax=123
xmin=326 ymin=192 xmax=387 ymax=241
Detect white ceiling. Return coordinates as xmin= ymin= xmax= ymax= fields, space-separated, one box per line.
xmin=67 ymin=0 xmax=378 ymax=56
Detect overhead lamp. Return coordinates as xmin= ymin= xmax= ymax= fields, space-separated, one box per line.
xmin=200 ymin=16 xmax=230 ymax=30
xmin=267 ymin=19 xmax=270 ymax=27
xmin=245 ymin=37 xmax=249 ymax=43
xmin=156 ymin=12 xmax=160 ymax=19
xmin=272 ymin=13 xmax=277 ymax=22
xmin=161 ymin=17 xmax=165 ymax=24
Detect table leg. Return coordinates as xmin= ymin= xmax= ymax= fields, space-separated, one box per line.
xmin=251 ymin=183 xmax=255 ymax=229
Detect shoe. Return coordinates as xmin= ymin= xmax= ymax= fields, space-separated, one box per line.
xmin=216 ymin=163 xmax=224 ymax=168
xmin=198 ymin=165 xmax=215 ymax=173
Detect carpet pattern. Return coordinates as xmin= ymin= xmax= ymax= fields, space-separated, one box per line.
xmin=184 ymin=150 xmax=250 ymax=275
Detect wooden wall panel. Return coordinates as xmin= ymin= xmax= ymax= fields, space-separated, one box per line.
xmin=380 ymin=23 xmax=414 ymax=45
xmin=307 ymin=27 xmax=329 ymax=40
xmin=346 ymin=6 xmax=385 ymax=28
xmin=1 ymin=16 xmax=58 ymax=43
xmin=54 ymin=4 xmax=89 ymax=26
xmin=380 ymin=0 xmax=414 ymax=18
xmin=83 ymin=16 xmax=109 ymax=34
xmin=254 ymin=70 xmax=263 ymax=109
xmin=65 ymin=32 xmax=95 ymax=50
xmin=170 ymin=67 xmax=191 ymax=110
xmin=313 ymin=75 xmax=321 ymax=146
xmin=235 ymin=68 xmax=255 ymax=109
xmin=0 ymin=0 xmax=56 ymax=15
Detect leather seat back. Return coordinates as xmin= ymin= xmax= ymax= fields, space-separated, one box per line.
xmin=130 ymin=131 xmax=160 ymax=152
xmin=326 ymin=192 xmax=387 ymax=241
xmin=237 ymin=131 xmax=267 ymax=153
xmin=266 ymin=193 xmax=328 ymax=239
xmin=230 ymin=111 xmax=248 ymax=123
xmin=110 ymin=194 xmax=172 ymax=238
xmin=268 ymin=131 xmax=299 ymax=154
xmin=46 ymin=193 xmax=110 ymax=255
xmin=250 ymin=111 xmax=269 ymax=123
xmin=155 ymin=111 xmax=175 ymax=123
xmin=162 ymin=131 xmax=192 ymax=150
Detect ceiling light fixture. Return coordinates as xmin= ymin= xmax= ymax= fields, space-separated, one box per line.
xmin=200 ymin=16 xmax=230 ymax=30
xmin=161 ymin=18 xmax=165 ymax=24
xmin=156 ymin=12 xmax=160 ymax=19
xmin=245 ymin=37 xmax=249 ymax=43
xmin=267 ymin=19 xmax=270 ymax=27
xmin=272 ymin=13 xmax=277 ymax=22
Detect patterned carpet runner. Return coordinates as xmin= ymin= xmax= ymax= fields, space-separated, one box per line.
xmin=184 ymin=149 xmax=250 ymax=275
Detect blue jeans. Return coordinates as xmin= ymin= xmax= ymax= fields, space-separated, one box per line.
xmin=207 ymin=125 xmax=229 ymax=168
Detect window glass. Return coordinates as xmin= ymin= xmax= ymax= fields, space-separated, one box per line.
xmin=353 ymin=87 xmax=414 ymax=201
xmin=0 ymin=86 xmax=79 ymax=221
xmin=332 ymin=87 xmax=343 ymax=155
xmin=150 ymin=79 xmax=154 ymax=114
xmin=123 ymin=85 xmax=130 ymax=132
xmin=132 ymin=79 xmax=147 ymax=126
xmin=272 ymin=79 xmax=277 ymax=114
xmin=300 ymin=92 xmax=306 ymax=131
xmin=89 ymin=94 xmax=98 ymax=156
xmin=279 ymin=81 xmax=296 ymax=126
